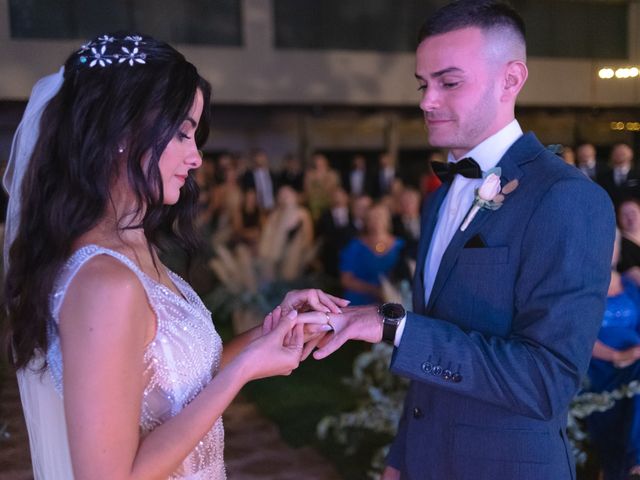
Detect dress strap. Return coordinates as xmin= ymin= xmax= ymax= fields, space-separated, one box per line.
xmin=50 ymin=244 xmax=154 ymax=322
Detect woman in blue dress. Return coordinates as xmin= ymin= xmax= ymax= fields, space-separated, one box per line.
xmin=339 ymin=203 xmax=405 ymax=306
xmin=588 ymin=231 xmax=640 ymax=480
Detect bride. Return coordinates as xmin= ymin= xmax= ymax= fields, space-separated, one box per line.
xmin=2 ymin=33 xmax=343 ymax=479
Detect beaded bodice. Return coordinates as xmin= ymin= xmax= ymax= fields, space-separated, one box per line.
xmin=47 ymin=245 xmax=226 ymax=479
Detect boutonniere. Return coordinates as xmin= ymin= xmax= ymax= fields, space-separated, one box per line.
xmin=460 ymin=167 xmax=519 ymax=232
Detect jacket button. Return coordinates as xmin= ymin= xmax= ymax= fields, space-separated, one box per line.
xmin=443 ymin=369 xmax=452 ymax=380
xmin=413 ymin=407 xmax=424 ymax=419
xmin=452 ymin=373 xmax=463 ymax=383
xmin=432 ymin=365 xmax=443 ymax=376
xmin=421 ymin=361 xmax=433 ymax=373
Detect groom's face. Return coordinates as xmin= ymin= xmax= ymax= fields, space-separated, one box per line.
xmin=416 ymin=27 xmax=502 ymax=159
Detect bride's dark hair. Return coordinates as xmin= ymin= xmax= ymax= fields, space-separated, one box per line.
xmin=3 ymin=33 xmax=212 ymax=370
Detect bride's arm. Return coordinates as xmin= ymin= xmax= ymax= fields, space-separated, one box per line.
xmin=60 ymin=256 xmax=302 ymax=480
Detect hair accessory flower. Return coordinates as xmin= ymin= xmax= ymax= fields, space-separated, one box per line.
xmin=460 ymin=167 xmax=519 ymax=231
xmin=76 ymin=34 xmax=147 ymax=68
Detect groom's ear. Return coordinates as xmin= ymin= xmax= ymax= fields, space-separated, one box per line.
xmin=500 ymin=60 xmax=528 ymax=102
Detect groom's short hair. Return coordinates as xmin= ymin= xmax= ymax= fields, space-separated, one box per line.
xmin=418 ymin=0 xmax=526 ymax=61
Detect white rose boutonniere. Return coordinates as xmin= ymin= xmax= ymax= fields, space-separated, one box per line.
xmin=460 ymin=167 xmax=519 ymax=232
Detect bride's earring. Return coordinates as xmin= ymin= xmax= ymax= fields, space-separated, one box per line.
xmin=118 ymin=146 xmax=125 ymax=154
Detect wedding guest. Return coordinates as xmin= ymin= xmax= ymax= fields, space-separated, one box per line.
xmin=2 ymin=34 xmax=343 ymax=480
xmin=350 ymin=194 xmax=373 ymax=233
xmin=277 ymin=153 xmax=305 ymax=193
xmin=617 ymin=198 xmax=640 ymax=279
xmin=392 ymin=188 xmax=422 ymax=261
xmin=317 ymin=188 xmax=357 ymax=277
xmin=242 ymin=148 xmax=276 ymax=212
xmin=373 ymin=151 xmax=399 ymax=199
xmin=344 ymin=153 xmax=374 ymax=197
xmin=561 ymin=145 xmax=576 ymax=166
xmin=599 ymin=143 xmax=640 ymax=206
xmin=339 ymin=203 xmax=405 ymax=305
xmin=576 ymin=142 xmax=603 ymax=181
xmin=210 ymin=161 xmax=243 ymax=246
xmin=587 ymin=231 xmax=640 ymax=480
xmin=303 ymin=152 xmax=341 ymax=221
xmin=258 ymin=186 xmax=314 ymax=281
xmin=233 ymin=188 xmax=264 ymax=248
xmin=420 ymin=151 xmax=444 ymax=196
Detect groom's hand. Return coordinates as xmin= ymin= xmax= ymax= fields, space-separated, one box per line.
xmin=381 ymin=466 xmax=401 ymax=480
xmin=312 ymin=305 xmax=383 ymax=360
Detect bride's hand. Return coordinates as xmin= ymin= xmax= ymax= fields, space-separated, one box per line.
xmin=278 ymin=289 xmax=349 ymax=316
xmin=381 ymin=466 xmax=401 ymax=480
xmin=240 ymin=310 xmax=304 ymax=381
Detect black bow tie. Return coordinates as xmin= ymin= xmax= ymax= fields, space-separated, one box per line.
xmin=432 ymin=157 xmax=483 ymax=181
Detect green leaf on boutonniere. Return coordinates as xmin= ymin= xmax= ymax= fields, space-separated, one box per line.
xmin=483 ymin=166 xmax=502 ymax=179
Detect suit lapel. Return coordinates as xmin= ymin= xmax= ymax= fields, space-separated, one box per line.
xmin=413 ymin=182 xmax=450 ymax=313
xmin=425 ymin=133 xmax=543 ymax=312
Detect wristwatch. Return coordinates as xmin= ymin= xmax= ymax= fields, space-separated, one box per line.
xmin=378 ymin=302 xmax=406 ymax=344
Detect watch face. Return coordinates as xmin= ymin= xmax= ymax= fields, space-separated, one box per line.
xmin=381 ymin=303 xmax=405 ymax=320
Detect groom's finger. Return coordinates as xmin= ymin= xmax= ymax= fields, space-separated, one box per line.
xmin=301 ymin=333 xmax=328 ymax=360
xmin=313 ymin=331 xmax=349 ymax=360
xmin=297 ymin=311 xmax=334 ymax=325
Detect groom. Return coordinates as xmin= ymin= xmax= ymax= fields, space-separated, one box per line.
xmin=313 ymin=1 xmax=615 ymax=478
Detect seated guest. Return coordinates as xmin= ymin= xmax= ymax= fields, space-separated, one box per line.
xmin=211 ymin=162 xmax=243 ymax=246
xmin=277 ymin=153 xmax=305 ymax=193
xmin=392 ymin=188 xmax=422 ymax=261
xmin=350 ymin=194 xmax=373 ymax=233
xmin=599 ymin=143 xmax=640 ymax=206
xmin=373 ymin=151 xmax=399 ymax=199
xmin=304 ymin=152 xmax=341 ymax=221
xmin=344 ymin=153 xmax=374 ymax=197
xmin=617 ymin=198 xmax=640 ymax=278
xmin=420 ymin=151 xmax=444 ymax=196
xmin=234 ymin=188 xmax=263 ymax=247
xmin=242 ymin=148 xmax=276 ymax=212
xmin=561 ymin=145 xmax=575 ymax=166
xmin=317 ymin=188 xmax=357 ymax=277
xmin=576 ymin=143 xmax=603 ymax=181
xmin=339 ymin=203 xmax=404 ymax=305
xmin=258 ymin=186 xmax=314 ymax=280
xmin=587 ymin=231 xmax=640 ymax=480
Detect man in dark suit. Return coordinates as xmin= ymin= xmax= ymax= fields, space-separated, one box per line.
xmin=373 ymin=151 xmax=400 ymax=199
xmin=312 ymin=2 xmax=615 ymax=479
xmin=316 ymin=188 xmax=357 ymax=277
xmin=598 ymin=143 xmax=640 ymax=206
xmin=344 ymin=153 xmax=374 ymax=197
xmin=576 ymin=142 xmax=606 ymax=181
xmin=241 ymin=148 xmax=276 ymax=212
xmin=277 ymin=152 xmax=305 ymax=193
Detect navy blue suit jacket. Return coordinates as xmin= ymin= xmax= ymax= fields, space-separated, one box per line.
xmin=387 ymin=133 xmax=615 ymax=479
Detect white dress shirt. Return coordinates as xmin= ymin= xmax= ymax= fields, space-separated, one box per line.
xmin=254 ymin=167 xmax=274 ymax=210
xmin=394 ymin=120 xmax=523 ymax=346
xmin=350 ymin=169 xmax=365 ymax=196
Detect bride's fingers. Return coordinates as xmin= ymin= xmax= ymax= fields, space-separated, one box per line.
xmin=290 ymin=324 xmax=304 ymax=351
xmin=317 ymin=290 xmax=349 ymax=313
xmin=263 ymin=306 xmax=283 ymax=335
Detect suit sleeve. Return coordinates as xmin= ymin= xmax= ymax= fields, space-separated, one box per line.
xmin=390 ymin=178 xmax=615 ymax=420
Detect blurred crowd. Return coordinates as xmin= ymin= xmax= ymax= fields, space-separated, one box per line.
xmin=194 ymin=148 xmax=439 ymax=305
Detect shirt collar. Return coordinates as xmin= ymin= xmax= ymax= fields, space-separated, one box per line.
xmin=447 ymin=119 xmax=523 ymax=173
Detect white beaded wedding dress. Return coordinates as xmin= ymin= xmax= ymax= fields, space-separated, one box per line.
xmin=18 ymin=244 xmax=227 ymax=479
